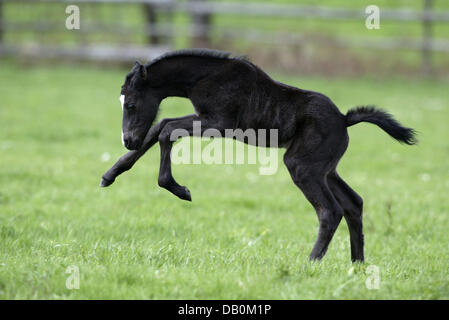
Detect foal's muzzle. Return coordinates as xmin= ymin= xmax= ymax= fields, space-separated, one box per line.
xmin=123 ymin=137 xmax=143 ymax=150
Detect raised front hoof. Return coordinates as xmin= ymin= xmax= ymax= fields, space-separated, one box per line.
xmin=175 ymin=186 xmax=192 ymax=202
xmin=159 ymin=177 xmax=192 ymax=201
xmin=99 ymin=176 xmax=115 ymax=188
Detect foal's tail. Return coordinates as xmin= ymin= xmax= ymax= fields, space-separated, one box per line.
xmin=345 ymin=106 xmax=417 ymax=145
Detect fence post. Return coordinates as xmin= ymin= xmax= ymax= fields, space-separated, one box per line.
xmin=422 ymin=0 xmax=433 ymax=76
xmin=0 ymin=0 xmax=3 ymax=44
xmin=190 ymin=0 xmax=211 ymax=48
xmin=144 ymin=3 xmax=160 ymax=45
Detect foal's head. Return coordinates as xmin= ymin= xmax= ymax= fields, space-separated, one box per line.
xmin=120 ymin=61 xmax=161 ymax=150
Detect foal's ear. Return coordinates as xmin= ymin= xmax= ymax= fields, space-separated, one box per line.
xmin=139 ymin=64 xmax=147 ymax=81
xmin=133 ymin=61 xmax=147 ymax=81
xmin=133 ymin=60 xmax=141 ymax=70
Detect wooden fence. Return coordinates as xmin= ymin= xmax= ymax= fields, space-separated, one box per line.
xmin=0 ymin=0 xmax=448 ymax=74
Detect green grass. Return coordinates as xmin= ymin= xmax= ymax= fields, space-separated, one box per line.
xmin=0 ymin=61 xmax=448 ymax=299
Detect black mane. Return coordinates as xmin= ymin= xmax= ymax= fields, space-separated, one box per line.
xmin=124 ymin=49 xmax=248 ymax=90
xmin=146 ymin=48 xmax=246 ymax=67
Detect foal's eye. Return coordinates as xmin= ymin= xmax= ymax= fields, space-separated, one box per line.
xmin=126 ymin=103 xmax=136 ymax=110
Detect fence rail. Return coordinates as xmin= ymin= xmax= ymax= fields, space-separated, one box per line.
xmin=5 ymin=0 xmax=449 ymax=22
xmin=0 ymin=0 xmax=448 ymax=75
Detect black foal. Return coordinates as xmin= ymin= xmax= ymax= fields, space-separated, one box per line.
xmin=100 ymin=49 xmax=416 ymax=262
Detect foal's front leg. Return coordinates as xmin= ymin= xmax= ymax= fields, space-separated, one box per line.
xmin=100 ymin=115 xmax=195 ymax=187
xmin=157 ymin=116 xmax=220 ymax=201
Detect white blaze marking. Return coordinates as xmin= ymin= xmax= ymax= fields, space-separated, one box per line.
xmin=119 ymin=94 xmax=125 ymax=111
xmin=120 ymin=95 xmax=125 ymax=146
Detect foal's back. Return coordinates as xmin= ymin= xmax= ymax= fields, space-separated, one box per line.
xmin=189 ymin=59 xmax=314 ymax=143
xmin=191 ymin=57 xmax=343 ymax=145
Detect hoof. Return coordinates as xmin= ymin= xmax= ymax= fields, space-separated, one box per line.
xmin=99 ymin=176 xmax=115 ymax=187
xmin=159 ymin=179 xmax=192 ymax=201
xmin=176 ymin=186 xmax=192 ymax=202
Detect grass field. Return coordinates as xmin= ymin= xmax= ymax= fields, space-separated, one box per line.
xmin=0 ymin=60 xmax=448 ymax=299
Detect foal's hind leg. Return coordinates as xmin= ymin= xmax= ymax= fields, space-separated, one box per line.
xmin=327 ymin=172 xmax=364 ymax=262
xmin=284 ymin=155 xmax=344 ymax=261
xmin=283 ymin=117 xmax=348 ymax=260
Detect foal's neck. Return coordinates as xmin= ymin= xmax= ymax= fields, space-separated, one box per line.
xmin=148 ymin=56 xmax=230 ymax=98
